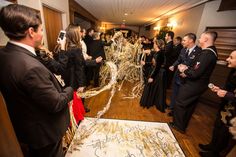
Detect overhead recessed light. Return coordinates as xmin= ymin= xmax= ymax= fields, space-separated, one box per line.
xmin=123 ymin=19 xmax=126 ymax=22
xmin=124 ymin=13 xmax=128 ymax=16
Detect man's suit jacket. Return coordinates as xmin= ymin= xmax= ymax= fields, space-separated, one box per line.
xmin=172 ymin=46 xmax=202 ymax=84
xmin=173 ymin=46 xmax=202 ymax=68
xmin=164 ymin=40 xmax=174 ymax=67
xmin=84 ymin=35 xmax=93 ymax=55
xmin=90 ymin=39 xmax=113 ymax=60
xmin=184 ymin=46 xmax=217 ymax=86
xmin=173 ymin=43 xmax=183 ymax=58
xmin=0 ymin=43 xmax=73 ymax=149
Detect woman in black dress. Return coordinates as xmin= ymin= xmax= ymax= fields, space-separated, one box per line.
xmin=140 ymin=39 xmax=165 ymax=111
xmin=140 ymin=49 xmax=153 ymax=84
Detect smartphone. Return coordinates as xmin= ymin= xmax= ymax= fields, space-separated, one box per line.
xmin=57 ymin=30 xmax=66 ymax=42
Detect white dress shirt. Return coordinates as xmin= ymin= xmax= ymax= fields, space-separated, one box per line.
xmin=81 ymin=39 xmax=90 ymax=60
xmin=9 ymin=41 xmax=36 ymax=56
xmin=187 ymin=45 xmax=197 ymax=56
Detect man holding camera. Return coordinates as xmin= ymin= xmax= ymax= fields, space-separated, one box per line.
xmin=0 ymin=4 xmax=73 ymax=157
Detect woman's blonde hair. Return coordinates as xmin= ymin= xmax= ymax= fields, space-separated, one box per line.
xmin=154 ymin=39 xmax=165 ymax=50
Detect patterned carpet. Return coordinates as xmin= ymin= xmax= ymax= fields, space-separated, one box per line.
xmin=66 ymin=118 xmax=185 ymax=157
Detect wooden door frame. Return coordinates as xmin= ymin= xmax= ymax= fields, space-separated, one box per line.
xmin=41 ymin=4 xmax=67 ymax=50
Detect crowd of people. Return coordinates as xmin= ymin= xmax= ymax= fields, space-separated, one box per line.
xmin=0 ymin=4 xmax=235 ymax=157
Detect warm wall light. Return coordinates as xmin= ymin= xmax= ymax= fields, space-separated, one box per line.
xmin=153 ymin=26 xmax=160 ymax=31
xmin=167 ymin=20 xmax=177 ymax=29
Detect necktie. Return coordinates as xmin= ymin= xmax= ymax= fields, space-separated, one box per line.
xmin=185 ymin=49 xmax=189 ymax=57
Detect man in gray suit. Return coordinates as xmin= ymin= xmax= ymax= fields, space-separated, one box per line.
xmin=0 ymin=4 xmax=73 ymax=157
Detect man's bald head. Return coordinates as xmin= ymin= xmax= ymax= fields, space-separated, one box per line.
xmin=198 ymin=31 xmax=218 ymax=48
xmin=204 ymin=31 xmax=218 ymax=42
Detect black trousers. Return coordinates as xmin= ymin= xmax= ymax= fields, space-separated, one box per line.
xmin=29 ymin=140 xmax=64 ymax=157
xmin=173 ymin=83 xmax=207 ymax=131
xmin=169 ymin=72 xmax=181 ymax=110
xmin=166 ymin=69 xmax=174 ymax=89
xmin=93 ymin=64 xmax=101 ymax=87
xmin=208 ymin=110 xmax=232 ymax=153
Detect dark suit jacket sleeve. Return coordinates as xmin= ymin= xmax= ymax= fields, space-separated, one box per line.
xmin=184 ymin=52 xmax=215 ymax=79
xmin=165 ymin=42 xmax=173 ymax=57
xmin=74 ymin=50 xmax=86 ymax=87
xmin=224 ymin=92 xmax=236 ymax=102
xmin=101 ymin=40 xmax=113 ymax=46
xmin=22 ymin=66 xmax=73 ymax=113
xmin=172 ymin=51 xmax=183 ymax=67
xmin=84 ymin=59 xmax=97 ymax=67
xmin=45 ymin=50 xmax=68 ymax=75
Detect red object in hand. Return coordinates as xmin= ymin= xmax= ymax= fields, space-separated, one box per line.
xmin=72 ymin=91 xmax=85 ymax=123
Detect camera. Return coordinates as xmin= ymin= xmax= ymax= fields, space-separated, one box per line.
xmin=57 ymin=30 xmax=66 ymax=43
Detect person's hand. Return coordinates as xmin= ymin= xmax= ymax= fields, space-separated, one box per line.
xmin=216 ymin=89 xmax=227 ymax=97
xmin=44 ymin=50 xmax=53 ymax=59
xmin=148 ymin=78 xmax=153 ymax=83
xmin=153 ymin=37 xmax=157 ymax=42
xmin=95 ymin=56 xmax=103 ymax=63
xmin=169 ymin=66 xmax=174 ymax=71
xmin=86 ymin=55 xmax=92 ymax=60
xmin=180 ymin=72 xmax=187 ymax=78
xmin=211 ymin=85 xmax=220 ymax=92
xmin=88 ymin=56 xmax=92 ymax=60
xmin=77 ymin=87 xmax=85 ymax=93
xmin=140 ymin=61 xmax=145 ymax=65
xmin=178 ymin=64 xmax=188 ymax=73
xmin=230 ymin=117 xmax=236 ymax=126
xmin=58 ymin=37 xmax=66 ymax=50
xmin=144 ymin=49 xmax=151 ymax=54
xmin=229 ymin=117 xmax=236 ymax=139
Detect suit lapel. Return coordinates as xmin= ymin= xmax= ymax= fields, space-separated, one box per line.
xmin=6 ymin=42 xmax=63 ymax=91
xmin=5 ymin=42 xmax=37 ymax=59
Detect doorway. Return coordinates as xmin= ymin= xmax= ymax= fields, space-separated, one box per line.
xmin=43 ymin=5 xmax=63 ymax=51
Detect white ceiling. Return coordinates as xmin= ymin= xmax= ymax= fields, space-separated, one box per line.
xmin=75 ymin=0 xmax=211 ymax=26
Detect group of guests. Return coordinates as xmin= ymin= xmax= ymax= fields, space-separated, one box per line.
xmin=0 ymin=4 xmax=116 ymax=157
xmin=0 ymin=3 xmax=236 ymax=157
xmin=139 ymin=30 xmax=236 ymax=156
xmin=0 ymin=4 xmax=72 ymax=157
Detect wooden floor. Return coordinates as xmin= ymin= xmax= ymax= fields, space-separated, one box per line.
xmin=85 ymin=81 xmax=218 ymax=157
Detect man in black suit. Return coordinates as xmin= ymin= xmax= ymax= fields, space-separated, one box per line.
xmin=84 ymin=28 xmax=94 ymax=56
xmin=165 ymin=31 xmax=175 ymax=88
xmin=0 ymin=4 xmax=73 ymax=157
xmin=173 ymin=36 xmax=183 ymax=57
xmin=168 ymin=33 xmax=201 ymax=116
xmin=169 ymin=31 xmax=218 ymax=133
xmin=89 ymin=32 xmax=113 ymax=87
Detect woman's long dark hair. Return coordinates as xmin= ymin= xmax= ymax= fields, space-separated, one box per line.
xmin=65 ymin=24 xmax=82 ymax=50
xmin=53 ymin=24 xmax=82 ymax=54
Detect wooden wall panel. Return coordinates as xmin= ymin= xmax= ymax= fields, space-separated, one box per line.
xmin=43 ymin=6 xmax=63 ymax=51
xmin=69 ymin=0 xmax=100 ymax=29
xmin=6 ymin=0 xmax=17 ymax=3
xmin=0 ymin=92 xmax=23 ymax=157
xmin=207 ymin=27 xmax=236 ymax=60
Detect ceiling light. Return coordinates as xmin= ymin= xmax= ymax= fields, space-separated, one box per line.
xmin=124 ymin=13 xmax=128 ymax=16
xmin=123 ymin=19 xmax=126 ymax=22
